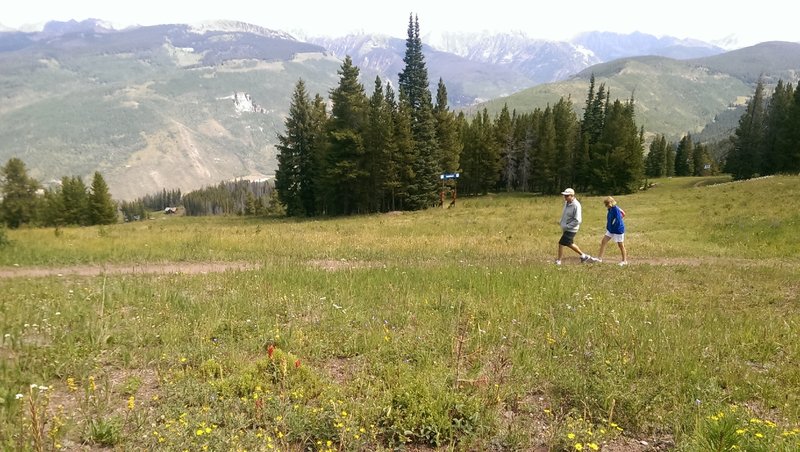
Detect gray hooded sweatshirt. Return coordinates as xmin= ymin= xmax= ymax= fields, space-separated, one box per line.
xmin=560 ymin=198 xmax=582 ymax=232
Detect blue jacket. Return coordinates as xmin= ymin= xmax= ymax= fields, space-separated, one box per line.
xmin=606 ymin=205 xmax=625 ymax=234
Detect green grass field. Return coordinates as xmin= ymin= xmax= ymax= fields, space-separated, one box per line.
xmin=1 ymin=175 xmax=799 ymax=451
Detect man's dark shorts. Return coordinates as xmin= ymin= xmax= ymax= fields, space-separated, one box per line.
xmin=559 ymin=231 xmax=577 ymax=246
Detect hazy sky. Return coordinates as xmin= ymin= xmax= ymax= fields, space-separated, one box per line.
xmin=2 ymin=0 xmax=797 ymax=48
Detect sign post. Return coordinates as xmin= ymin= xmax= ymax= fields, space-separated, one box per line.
xmin=439 ymin=173 xmax=459 ymax=208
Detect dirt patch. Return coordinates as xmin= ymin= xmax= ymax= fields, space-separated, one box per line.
xmin=0 ymin=261 xmax=260 ymax=279
xmin=553 ymin=256 xmax=796 ymax=268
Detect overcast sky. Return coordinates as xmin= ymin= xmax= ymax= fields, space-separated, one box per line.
xmin=2 ymin=0 xmax=797 ymax=48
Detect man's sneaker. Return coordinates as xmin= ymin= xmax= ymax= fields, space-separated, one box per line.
xmin=580 ymin=255 xmax=591 ymax=263
xmin=591 ymin=257 xmax=603 ymax=263
xmin=554 ymin=259 xmax=561 ymax=266
xmin=618 ymin=261 xmax=628 ymax=266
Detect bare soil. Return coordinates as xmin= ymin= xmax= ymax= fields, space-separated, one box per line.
xmin=1 ymin=255 xmax=795 ymax=279
xmin=0 ymin=261 xmax=259 ymax=278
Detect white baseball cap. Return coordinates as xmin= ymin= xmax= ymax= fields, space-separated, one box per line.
xmin=561 ymin=188 xmax=575 ymax=196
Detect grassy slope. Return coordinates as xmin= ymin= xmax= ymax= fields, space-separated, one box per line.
xmin=1 ymin=175 xmax=799 ymax=450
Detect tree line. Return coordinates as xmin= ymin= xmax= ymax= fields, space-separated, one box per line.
xmin=119 ymin=188 xmax=182 ymax=222
xmin=274 ymin=16 xmax=646 ymax=217
xmin=643 ymin=133 xmax=717 ymax=178
xmin=645 ymin=78 xmax=800 ymax=181
xmin=181 ymin=180 xmax=277 ymax=217
xmin=0 ymin=157 xmax=117 ymax=229
xmin=724 ymin=79 xmax=800 ymax=179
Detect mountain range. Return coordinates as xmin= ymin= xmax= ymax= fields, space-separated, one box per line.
xmin=1 ymin=19 xmax=798 ymax=200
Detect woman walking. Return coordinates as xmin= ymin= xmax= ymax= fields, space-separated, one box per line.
xmin=593 ymin=196 xmax=628 ymax=266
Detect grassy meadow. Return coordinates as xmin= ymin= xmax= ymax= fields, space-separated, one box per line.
xmin=1 ymin=175 xmax=799 ymax=451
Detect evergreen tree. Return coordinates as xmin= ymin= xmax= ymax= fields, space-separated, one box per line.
xmin=763 ymin=80 xmax=795 ymax=173
xmin=119 ymin=199 xmax=146 ymax=222
xmin=88 ymin=171 xmax=117 ymax=225
xmin=531 ymin=105 xmax=558 ymax=193
xmin=0 ymin=158 xmax=40 ymax=228
xmin=784 ymin=83 xmax=800 ymax=172
xmin=433 ymin=78 xmax=462 ymax=174
xmin=60 ymin=176 xmax=90 ymax=225
xmin=398 ymin=14 xmax=440 ymax=209
xmin=674 ymin=134 xmax=694 ymax=176
xmin=645 ymin=134 xmax=668 ymax=177
xmin=581 ymin=74 xmax=607 ymax=146
xmin=511 ymin=111 xmax=534 ymax=192
xmin=460 ymin=109 xmax=500 ymax=195
xmin=595 ymin=98 xmax=644 ymax=194
xmin=692 ymin=142 xmax=714 ymax=176
xmin=40 ymin=186 xmax=66 ymax=226
xmin=515 ymin=111 xmax=540 ymax=192
xmin=495 ymin=104 xmax=515 ymax=191
xmin=553 ymin=97 xmax=579 ymax=192
xmin=365 ymin=77 xmax=394 ymax=212
xmin=389 ymin=85 xmax=415 ymax=210
xmin=726 ymin=79 xmax=767 ymax=179
xmin=665 ymin=140 xmax=677 ymax=177
xmin=578 ymin=76 xmax=608 ymax=190
xmin=275 ymin=79 xmax=322 ymax=216
xmin=324 ymin=56 xmax=369 ymax=215
xmin=309 ymin=93 xmax=329 ymax=214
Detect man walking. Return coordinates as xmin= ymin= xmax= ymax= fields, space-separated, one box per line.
xmin=555 ymin=188 xmax=593 ymax=265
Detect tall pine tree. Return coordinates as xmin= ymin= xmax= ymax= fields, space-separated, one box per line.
xmin=88 ymin=171 xmax=117 ymax=225
xmin=726 ymin=79 xmax=767 ymax=179
xmin=60 ymin=176 xmax=89 ymax=226
xmin=495 ymin=104 xmax=515 ymax=191
xmin=784 ymin=83 xmax=800 ymax=172
xmin=674 ymin=134 xmax=694 ymax=177
xmin=365 ymin=76 xmax=394 ymax=212
xmin=0 ymin=158 xmax=40 ymax=228
xmin=275 ymin=79 xmax=325 ymax=216
xmin=398 ymin=14 xmax=440 ymax=209
xmin=645 ymin=134 xmax=668 ymax=177
xmin=433 ymin=78 xmax=462 ymax=175
xmin=324 ymin=56 xmax=369 ymax=215
xmin=553 ymin=97 xmax=579 ymax=192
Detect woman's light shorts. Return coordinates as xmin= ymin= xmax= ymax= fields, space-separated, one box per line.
xmin=605 ymin=231 xmax=625 ymax=242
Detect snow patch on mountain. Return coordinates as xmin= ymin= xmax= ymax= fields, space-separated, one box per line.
xmin=219 ymin=92 xmax=267 ymax=114
xmin=189 ymin=20 xmax=297 ymax=41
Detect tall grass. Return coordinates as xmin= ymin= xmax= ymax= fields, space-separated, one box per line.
xmin=1 ymin=175 xmax=799 ymax=450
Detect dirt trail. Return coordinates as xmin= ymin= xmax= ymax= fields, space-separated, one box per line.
xmin=0 ymin=261 xmax=259 ymax=278
xmin=0 ymin=256 xmax=795 ymax=279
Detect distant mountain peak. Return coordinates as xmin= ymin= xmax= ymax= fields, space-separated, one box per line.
xmin=712 ymin=34 xmax=745 ymax=51
xmin=188 ymin=20 xmax=297 ymax=41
